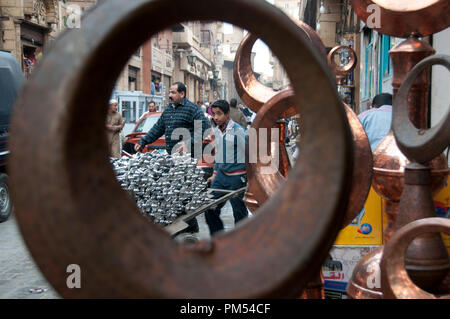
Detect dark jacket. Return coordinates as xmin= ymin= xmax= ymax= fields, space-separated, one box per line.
xmin=138 ymin=97 xmax=211 ymax=154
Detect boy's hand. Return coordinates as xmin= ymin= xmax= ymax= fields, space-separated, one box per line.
xmin=134 ymin=143 xmax=142 ymax=152
xmin=207 ymin=175 xmax=215 ymax=187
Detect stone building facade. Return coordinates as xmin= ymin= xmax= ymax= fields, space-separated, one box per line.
xmin=0 ymin=0 xmax=62 ymax=78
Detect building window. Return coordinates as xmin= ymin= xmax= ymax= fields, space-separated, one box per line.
xmin=379 ymin=34 xmax=393 ymax=92
xmin=128 ymin=66 xmax=139 ymax=91
xmin=166 ymin=39 xmax=171 ymax=54
xmin=200 ymin=30 xmax=212 ymax=47
xmin=121 ymin=101 xmax=136 ymax=123
xmin=364 ymin=30 xmax=374 ymax=100
xmin=139 ymin=101 xmax=145 ymax=118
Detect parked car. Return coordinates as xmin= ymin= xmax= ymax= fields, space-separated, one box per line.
xmin=122 ymin=112 xmax=166 ymax=155
xmin=122 ymin=113 xmax=214 ymax=178
xmin=0 ymin=51 xmax=24 ymax=222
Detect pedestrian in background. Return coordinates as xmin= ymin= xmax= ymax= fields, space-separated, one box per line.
xmin=238 ymin=102 xmax=255 ymax=126
xmin=229 ymin=98 xmax=247 ymax=129
xmin=136 ymin=100 xmax=158 ymax=125
xmin=205 ymin=102 xmax=216 ymax=127
xmin=358 ymin=93 xmax=393 ymax=150
xmin=106 ymin=99 xmax=125 ymax=158
xmin=354 ymin=93 xmax=393 ymax=224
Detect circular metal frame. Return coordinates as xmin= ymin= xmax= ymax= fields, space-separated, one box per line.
xmin=9 ymin=0 xmax=352 ymax=298
xmin=381 ymin=218 xmax=450 ymax=299
xmin=233 ymin=33 xmax=280 ymax=112
xmin=327 ymin=45 xmax=357 ymax=76
xmin=233 ymin=19 xmax=327 ymax=113
xmin=246 ymin=89 xmax=297 ymax=210
xmin=352 ymin=0 xmax=450 ymax=38
xmin=248 ymin=94 xmax=372 ymax=229
xmin=393 ymin=54 xmax=450 ymax=163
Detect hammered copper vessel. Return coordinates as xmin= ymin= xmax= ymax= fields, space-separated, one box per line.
xmin=8 ymin=0 xmax=354 ymax=298
xmin=348 ymin=0 xmax=450 ymax=299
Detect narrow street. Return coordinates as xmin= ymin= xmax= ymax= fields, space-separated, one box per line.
xmin=0 ymin=215 xmax=60 ymax=299
xmin=0 ymin=202 xmax=248 ymax=299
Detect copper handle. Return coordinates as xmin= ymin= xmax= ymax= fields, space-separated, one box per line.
xmin=233 ymin=32 xmax=279 ymax=113
xmin=393 ymin=54 xmax=450 ymax=163
xmin=233 ymin=17 xmax=326 ymax=113
xmin=381 ymin=217 xmax=450 ymax=299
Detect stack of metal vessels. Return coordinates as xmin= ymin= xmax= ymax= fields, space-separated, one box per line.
xmin=110 ymin=152 xmax=213 ymax=226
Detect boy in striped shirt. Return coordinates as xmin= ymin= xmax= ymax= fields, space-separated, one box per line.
xmin=205 ymin=100 xmax=248 ymax=235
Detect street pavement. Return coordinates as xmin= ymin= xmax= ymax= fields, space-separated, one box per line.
xmin=0 ymin=201 xmax=250 ymax=299
xmin=0 ymin=215 xmax=60 ymax=299
xmin=0 ymin=142 xmax=292 ymax=299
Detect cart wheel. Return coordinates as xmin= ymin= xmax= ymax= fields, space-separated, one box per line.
xmin=0 ymin=173 xmax=12 ymax=222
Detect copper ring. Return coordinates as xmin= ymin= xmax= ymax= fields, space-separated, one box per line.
xmin=233 ymin=32 xmax=280 ymax=112
xmin=248 ymin=93 xmax=372 ymax=229
xmin=327 ymin=45 xmax=357 ymax=76
xmin=234 ymin=18 xmax=327 ymax=112
xmin=246 ymin=89 xmax=297 ymax=210
xmin=393 ymin=54 xmax=450 ymax=163
xmin=352 ymin=0 xmax=450 ymax=37
xmin=380 ymin=217 xmax=450 ymax=299
xmin=290 ymin=19 xmax=328 ymax=61
xmin=9 ymin=0 xmax=353 ymax=298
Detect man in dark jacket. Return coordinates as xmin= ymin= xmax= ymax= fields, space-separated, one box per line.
xmin=134 ymin=82 xmax=211 ymax=156
xmin=134 ymin=82 xmax=211 ymax=234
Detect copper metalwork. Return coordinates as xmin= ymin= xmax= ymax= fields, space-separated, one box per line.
xmin=233 ymin=19 xmax=327 ymax=113
xmin=245 ymin=91 xmax=371 ymax=300
xmin=233 ymin=33 xmax=280 ymax=113
xmin=327 ymin=46 xmax=357 ymax=86
xmin=381 ymin=218 xmax=450 ymax=299
xmin=392 ymin=54 xmax=450 ymax=163
xmin=237 ymin=20 xmax=371 ymax=229
xmin=348 ymin=30 xmax=449 ymax=302
xmin=388 ymin=56 xmax=450 ymax=292
xmin=352 ymin=0 xmax=450 ymax=38
xmin=299 ymin=272 xmax=325 ymax=299
xmin=235 ymin=19 xmax=371 ymax=299
xmin=348 ymin=1 xmax=450 ymax=298
xmin=247 ymin=92 xmax=372 ymax=229
xmin=9 ymin=0 xmax=353 ymax=298
xmin=245 ymin=89 xmax=297 ymax=213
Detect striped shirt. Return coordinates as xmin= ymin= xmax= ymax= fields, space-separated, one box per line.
xmin=213 ymin=119 xmax=247 ymax=176
xmin=138 ymin=97 xmax=211 ymax=154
